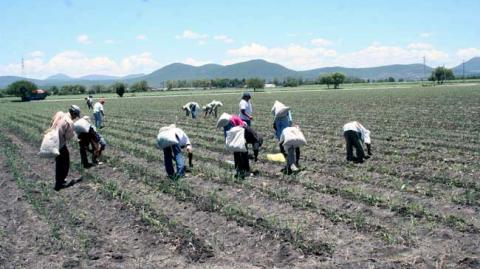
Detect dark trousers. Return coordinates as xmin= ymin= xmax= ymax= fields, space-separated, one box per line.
xmin=234 ymin=152 xmax=250 ymax=177
xmin=55 ymin=145 xmax=70 ymax=187
xmin=79 ymin=140 xmax=91 ymax=167
xmin=344 ymin=130 xmax=365 ymax=161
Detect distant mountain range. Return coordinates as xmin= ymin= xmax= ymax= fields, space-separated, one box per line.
xmin=1 ymin=57 xmax=479 ymax=88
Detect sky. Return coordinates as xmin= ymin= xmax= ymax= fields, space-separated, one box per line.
xmin=0 ymin=0 xmax=479 ymax=79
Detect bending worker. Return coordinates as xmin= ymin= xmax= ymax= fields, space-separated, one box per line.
xmin=343 ymin=121 xmax=372 ymax=163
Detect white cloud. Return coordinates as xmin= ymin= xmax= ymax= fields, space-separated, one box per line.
xmin=176 ymin=30 xmax=208 ymax=40
xmin=121 ymin=52 xmax=158 ymax=73
xmin=335 ymin=44 xmax=449 ymax=67
xmin=77 ymin=34 xmax=92 ymax=44
xmin=226 ymin=42 xmax=337 ymax=70
xmin=420 ymin=32 xmax=434 ymax=38
xmin=104 ymin=39 xmax=115 ymax=44
xmin=30 ymin=51 xmax=45 ymax=58
xmin=136 ymin=34 xmax=148 ymax=41
xmin=214 ymin=35 xmax=234 ymax=44
xmin=311 ymin=38 xmax=333 ymax=47
xmin=407 ymin=43 xmax=433 ymax=50
xmin=183 ymin=57 xmax=211 ymax=66
xmin=0 ymin=51 xmax=159 ymax=78
xmin=226 ymin=42 xmax=451 ymax=69
xmin=197 ymin=40 xmax=206 ymax=46
xmin=456 ymin=48 xmax=480 ymax=60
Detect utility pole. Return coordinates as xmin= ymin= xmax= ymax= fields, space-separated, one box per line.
xmin=423 ymin=56 xmax=426 ymax=85
xmin=21 ymin=57 xmax=25 ymax=78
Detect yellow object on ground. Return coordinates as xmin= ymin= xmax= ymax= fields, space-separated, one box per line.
xmin=267 ymin=153 xmax=286 ymax=163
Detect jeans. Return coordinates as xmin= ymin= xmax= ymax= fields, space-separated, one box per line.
xmin=344 ymin=130 xmax=365 ymax=161
xmin=55 ymin=145 xmax=70 ymax=187
xmin=243 ymin=119 xmax=251 ymax=127
xmin=163 ymin=144 xmax=185 ymax=177
xmin=191 ymin=107 xmax=197 ymax=119
xmin=93 ymin=112 xmax=103 ymax=128
xmin=280 ymin=145 xmax=300 ymax=167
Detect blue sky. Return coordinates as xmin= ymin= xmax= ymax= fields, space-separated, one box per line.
xmin=0 ymin=0 xmax=479 ymax=78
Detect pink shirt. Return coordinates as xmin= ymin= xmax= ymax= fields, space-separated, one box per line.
xmin=230 ymin=115 xmax=246 ymax=127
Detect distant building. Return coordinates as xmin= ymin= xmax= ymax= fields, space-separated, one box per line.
xmin=265 ymin=83 xmax=276 ymax=88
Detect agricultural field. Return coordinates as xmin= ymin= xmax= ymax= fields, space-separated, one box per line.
xmin=0 ymin=84 xmax=479 ymax=268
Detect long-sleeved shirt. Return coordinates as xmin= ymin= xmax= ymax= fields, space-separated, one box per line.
xmin=51 ymin=111 xmax=75 ymax=148
xmin=343 ymin=121 xmax=371 ymax=144
xmin=174 ymin=128 xmax=191 ymax=147
xmin=183 ymin=102 xmax=199 ymax=112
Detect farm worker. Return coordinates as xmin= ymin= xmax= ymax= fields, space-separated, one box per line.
xmin=222 ymin=114 xmax=246 ymax=138
xmin=182 ymin=102 xmax=200 ymax=119
xmin=74 ymin=116 xmax=106 ymax=168
xmin=160 ymin=127 xmax=193 ymax=180
xmin=93 ymin=98 xmax=105 ymax=129
xmin=239 ymin=92 xmax=253 ymax=126
xmin=343 ymin=121 xmax=372 ymax=163
xmin=204 ymin=100 xmax=223 ymax=118
xmin=50 ymin=105 xmax=81 ymax=191
xmin=272 ymin=102 xmax=301 ymax=169
xmin=85 ymin=95 xmax=93 ymax=110
xmin=233 ymin=126 xmax=262 ymax=179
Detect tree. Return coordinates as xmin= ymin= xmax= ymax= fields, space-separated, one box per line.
xmin=89 ymin=84 xmax=108 ymax=94
xmin=130 ymin=80 xmax=149 ymax=92
xmin=112 ymin=82 xmax=126 ymax=97
xmin=49 ymin=85 xmax=59 ymax=95
xmin=331 ymin=72 xmax=346 ymax=89
xmin=430 ymin=66 xmax=455 ymax=84
xmin=246 ymin=78 xmax=265 ymax=89
xmin=283 ymin=77 xmax=300 ymax=87
xmin=388 ymin=77 xmax=395 ymax=82
xmin=318 ymin=75 xmax=333 ymax=89
xmin=6 ymin=80 xmax=38 ymax=100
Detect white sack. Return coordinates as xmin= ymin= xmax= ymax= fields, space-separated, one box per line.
xmin=216 ymin=112 xmax=232 ymax=128
xmin=157 ymin=124 xmax=179 ymax=149
xmin=73 ymin=117 xmax=91 ymax=135
xmin=39 ymin=128 xmax=60 ymax=158
xmin=280 ymin=127 xmax=307 ymax=148
xmin=225 ymin=126 xmax=247 ymax=152
xmin=271 ymin=100 xmax=290 ymax=119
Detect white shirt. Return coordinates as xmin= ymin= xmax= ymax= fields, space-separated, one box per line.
xmin=174 ymin=128 xmax=191 ymax=147
xmin=93 ymin=102 xmax=104 ymax=113
xmin=184 ymin=102 xmax=199 ymax=111
xmin=343 ymin=121 xmax=371 ymax=144
xmin=239 ymin=99 xmax=252 ymax=121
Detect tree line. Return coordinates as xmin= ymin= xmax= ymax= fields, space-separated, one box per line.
xmin=0 ymin=66 xmax=464 ymax=100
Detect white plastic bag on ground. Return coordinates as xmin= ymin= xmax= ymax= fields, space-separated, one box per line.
xmin=39 ymin=128 xmax=60 ymax=158
xmin=271 ymin=100 xmax=290 ymax=119
xmin=281 ymin=126 xmax=307 ymax=148
xmin=157 ymin=124 xmax=179 ymax=149
xmin=73 ymin=117 xmax=91 ymax=135
xmin=216 ymin=112 xmax=232 ymax=128
xmin=225 ymin=126 xmax=247 ymax=152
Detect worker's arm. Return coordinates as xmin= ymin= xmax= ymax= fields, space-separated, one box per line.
xmin=240 ymin=109 xmax=252 ymax=120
